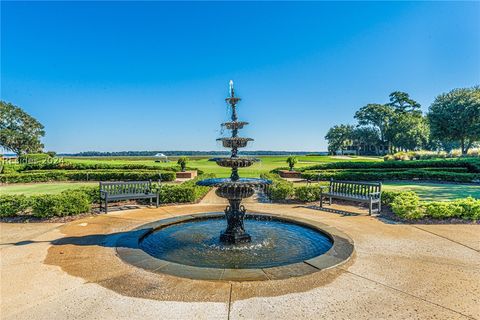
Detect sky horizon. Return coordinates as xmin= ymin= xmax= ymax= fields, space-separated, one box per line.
xmin=2 ymin=1 xmax=479 ymax=153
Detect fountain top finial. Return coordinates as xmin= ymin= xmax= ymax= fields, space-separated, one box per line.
xmin=229 ymin=80 xmax=234 ymax=97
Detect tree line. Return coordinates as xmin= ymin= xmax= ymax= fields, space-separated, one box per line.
xmin=325 ymin=87 xmax=480 ymax=155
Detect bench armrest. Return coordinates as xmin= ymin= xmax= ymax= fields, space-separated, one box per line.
xmin=319 ymin=185 xmax=328 ymax=190
xmin=368 ymin=191 xmax=381 ymax=198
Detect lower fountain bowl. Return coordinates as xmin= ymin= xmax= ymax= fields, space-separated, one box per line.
xmin=116 ymin=212 xmax=354 ymax=281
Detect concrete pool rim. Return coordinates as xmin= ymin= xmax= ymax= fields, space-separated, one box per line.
xmin=115 ymin=212 xmax=354 ymax=281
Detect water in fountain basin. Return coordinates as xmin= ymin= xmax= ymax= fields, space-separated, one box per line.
xmin=139 ymin=214 xmax=333 ymax=269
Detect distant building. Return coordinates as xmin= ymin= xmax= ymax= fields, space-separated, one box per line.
xmin=154 ymin=153 xmax=168 ymax=162
xmin=335 ymin=144 xmax=389 ymax=156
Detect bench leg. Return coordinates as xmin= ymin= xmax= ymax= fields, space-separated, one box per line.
xmin=156 ymin=194 xmax=159 ymax=208
xmin=369 ymin=199 xmax=372 ymax=215
xmin=320 ymin=193 xmax=323 ymax=208
xmin=105 ymin=199 xmax=108 ymax=214
xmin=378 ymin=200 xmax=382 ymax=213
xmin=329 ymin=197 xmax=332 ymax=205
xmin=150 ymin=198 xmax=152 ymax=207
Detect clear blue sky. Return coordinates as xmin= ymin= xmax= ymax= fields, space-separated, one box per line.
xmin=1 ymin=1 xmax=479 ymax=153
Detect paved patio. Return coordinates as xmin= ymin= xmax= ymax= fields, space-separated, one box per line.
xmin=1 ymin=192 xmax=479 ymax=319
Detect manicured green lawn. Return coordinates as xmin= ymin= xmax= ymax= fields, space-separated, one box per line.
xmin=0 ymin=182 xmax=97 ymax=195
xmin=382 ymin=182 xmax=480 ymax=201
xmin=65 ymin=155 xmax=382 ymax=178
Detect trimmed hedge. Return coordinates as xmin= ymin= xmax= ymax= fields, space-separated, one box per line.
xmin=0 ymin=176 xmax=214 ymax=218
xmin=0 ymin=164 xmax=21 ymax=174
xmin=0 ymin=194 xmax=30 ymax=217
xmin=261 ymin=173 xmax=294 ymax=201
xmin=18 ymin=153 xmax=51 ymax=163
xmin=385 ymin=150 xmax=480 ymax=161
xmin=379 ymin=190 xmax=480 ymax=220
xmin=390 ymin=192 xmax=426 ymax=219
xmin=19 ymin=161 xmax=202 ymax=174
xmin=31 ymin=190 xmax=91 ymax=218
xmin=292 ymin=159 xmax=480 ymax=173
xmin=0 ymin=170 xmax=176 ymax=183
xmin=300 ymin=169 xmax=480 ymax=183
xmin=0 ymin=190 xmax=91 ymax=218
xmin=153 ymin=175 xmax=212 ymax=203
xmin=294 ymin=184 xmax=323 ymax=202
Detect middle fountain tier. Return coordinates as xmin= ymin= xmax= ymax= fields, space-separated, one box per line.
xmin=197 ymin=80 xmax=271 ymax=244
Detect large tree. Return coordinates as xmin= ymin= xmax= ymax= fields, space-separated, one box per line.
xmin=387 ymin=91 xmax=421 ymax=114
xmin=352 ymin=126 xmax=381 ymax=155
xmin=390 ymin=112 xmax=430 ymax=151
xmin=428 ymin=87 xmax=480 ymax=155
xmin=325 ymin=124 xmax=354 ymax=155
xmin=354 ymin=104 xmax=394 ymax=144
xmin=0 ymin=101 xmax=45 ymax=155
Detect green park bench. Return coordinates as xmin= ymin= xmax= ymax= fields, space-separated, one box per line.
xmin=320 ymin=179 xmax=382 ymax=215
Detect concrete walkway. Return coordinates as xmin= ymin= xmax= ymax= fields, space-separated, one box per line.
xmin=1 ymin=192 xmax=479 ymax=319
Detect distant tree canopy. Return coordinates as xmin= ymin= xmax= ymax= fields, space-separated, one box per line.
xmin=325 ymin=124 xmax=355 ymax=155
xmin=387 ymin=91 xmax=421 ymax=114
xmin=0 ymin=101 xmax=45 ymax=155
xmin=327 ymin=87 xmax=480 ymax=155
xmin=428 ymin=87 xmax=480 ymax=155
xmin=328 ymin=91 xmax=429 ymax=155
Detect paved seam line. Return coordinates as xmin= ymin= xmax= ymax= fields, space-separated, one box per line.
xmin=412 ymin=226 xmax=479 ymax=253
xmin=227 ymin=283 xmax=233 ymax=320
xmin=344 ymin=270 xmax=476 ymax=319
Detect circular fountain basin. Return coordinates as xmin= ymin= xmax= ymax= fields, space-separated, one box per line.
xmin=116 ymin=213 xmax=354 ymax=281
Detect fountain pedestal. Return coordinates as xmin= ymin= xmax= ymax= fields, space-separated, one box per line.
xmin=220 ymin=199 xmax=251 ymax=243
xmin=197 ymin=81 xmax=271 ymax=244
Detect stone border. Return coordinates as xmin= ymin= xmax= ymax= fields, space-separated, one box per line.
xmin=115 ymin=212 xmax=354 ymax=281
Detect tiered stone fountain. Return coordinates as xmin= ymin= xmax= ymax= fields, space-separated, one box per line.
xmin=197 ymin=81 xmax=270 ymax=244
xmin=117 ymin=81 xmax=350 ymax=278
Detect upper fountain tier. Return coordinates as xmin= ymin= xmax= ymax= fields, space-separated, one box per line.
xmin=222 ymin=121 xmax=249 ymax=130
xmin=217 ymin=137 xmax=253 ymax=149
xmin=216 ymin=157 xmax=257 ymax=168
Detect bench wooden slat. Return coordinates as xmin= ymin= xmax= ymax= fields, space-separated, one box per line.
xmin=99 ymin=180 xmax=159 ymax=213
xmin=320 ymin=179 xmax=382 ymax=215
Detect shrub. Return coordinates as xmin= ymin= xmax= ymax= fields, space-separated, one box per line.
xmin=390 ymin=191 xmax=425 ymax=219
xmin=0 ymin=164 xmax=21 ymax=174
xmin=467 ymin=148 xmax=480 ymax=157
xmin=294 ymin=184 xmax=322 ymax=202
xmin=425 ymin=202 xmax=462 ymax=219
xmin=19 ymin=161 xmax=203 ymax=174
xmin=449 ymin=149 xmax=462 ymax=158
xmin=31 ymin=190 xmax=91 ymax=218
xmin=299 ymin=159 xmax=480 ymax=172
xmin=0 ymin=194 xmax=30 ymax=217
xmin=177 ymin=157 xmax=188 ymax=172
xmin=18 ymin=153 xmax=51 ymax=163
xmin=381 ymin=190 xmax=401 ymax=206
xmin=384 ymin=155 xmax=395 ymax=161
xmin=300 ymin=169 xmax=479 ymax=183
xmin=75 ymin=186 xmax=101 ymax=203
xmin=152 ymin=174 xmax=213 ymax=204
xmin=453 ymin=197 xmax=480 ymax=220
xmin=286 ymin=156 xmax=298 ymax=171
xmin=261 ymin=173 xmax=294 ymax=201
xmin=0 ymin=170 xmax=176 ymax=183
